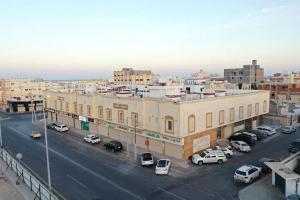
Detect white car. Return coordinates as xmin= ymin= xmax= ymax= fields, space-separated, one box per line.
xmin=83 ymin=134 xmax=101 ymax=144
xmin=234 ymin=165 xmax=262 ymax=183
xmin=230 ymin=141 xmax=251 ymax=152
xmin=155 ymin=159 xmax=171 ymax=175
xmin=256 ymin=125 xmax=276 ymax=136
xmin=141 ymin=153 xmax=154 ymax=166
xmin=192 ymin=151 xmax=227 ymax=165
xmin=207 ymin=146 xmax=233 ymax=158
xmin=54 ymin=124 xmax=69 ymax=132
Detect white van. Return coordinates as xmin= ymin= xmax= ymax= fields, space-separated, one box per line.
xmin=256 ymin=125 xmax=276 ymax=136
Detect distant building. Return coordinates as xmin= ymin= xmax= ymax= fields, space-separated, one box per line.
xmin=114 ymin=68 xmax=154 ymax=85
xmin=269 ymin=72 xmax=300 ymax=83
xmin=224 ymin=60 xmax=264 ymax=87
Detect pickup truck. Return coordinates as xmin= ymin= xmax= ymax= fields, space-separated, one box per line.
xmin=31 ymin=131 xmax=41 ymax=139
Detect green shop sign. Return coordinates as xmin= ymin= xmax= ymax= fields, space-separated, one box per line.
xmin=145 ymin=131 xmax=182 ymax=145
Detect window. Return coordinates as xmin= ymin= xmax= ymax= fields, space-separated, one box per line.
xmin=79 ymin=104 xmax=83 ymax=114
xmin=219 ymin=110 xmax=224 ymax=125
xmin=131 ymin=112 xmax=138 ymax=126
xmin=263 ymin=100 xmax=268 ymax=112
xmin=217 ymin=127 xmax=222 ymax=139
xmin=98 ymin=106 xmax=103 ymax=118
xmin=118 ymin=110 xmax=124 ymax=123
xmin=65 ymin=102 xmax=69 ymax=112
xmin=247 ymin=104 xmax=252 ymax=117
xmin=106 ymin=108 xmax=112 ymax=121
xmin=239 ymin=106 xmax=244 ymax=119
xmin=230 ymin=108 xmax=235 ymax=122
xmin=206 ymin=112 xmax=212 ymax=128
xmin=255 ymin=103 xmax=259 ymax=115
xmin=87 ymin=105 xmax=92 ymax=116
xmin=188 ymin=114 xmax=195 ymax=133
xmin=165 ymin=116 xmax=174 ymax=134
xmin=73 ymin=102 xmax=77 ymax=113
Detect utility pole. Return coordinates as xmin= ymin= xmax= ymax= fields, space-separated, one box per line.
xmin=43 ymin=99 xmax=52 ymax=190
xmin=134 ymin=114 xmax=137 ymax=161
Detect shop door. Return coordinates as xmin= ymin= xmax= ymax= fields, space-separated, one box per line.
xmin=82 ymin=121 xmax=89 ymax=131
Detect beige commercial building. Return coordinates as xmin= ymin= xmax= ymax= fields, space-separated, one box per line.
xmin=114 ymin=68 xmax=154 ymax=85
xmin=45 ymin=89 xmax=269 ymax=160
xmin=0 ymin=78 xmax=45 ymax=112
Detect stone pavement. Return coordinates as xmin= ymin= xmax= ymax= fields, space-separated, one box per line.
xmin=239 ymin=174 xmax=284 ymax=200
xmin=0 ymin=157 xmax=35 ymax=200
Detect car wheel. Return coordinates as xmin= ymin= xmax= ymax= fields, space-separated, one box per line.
xmin=249 ymin=178 xmax=253 ymax=183
xmin=198 ymin=161 xmax=203 ymax=166
xmin=112 ymin=148 xmax=115 ymax=153
xmin=217 ymin=159 xmax=223 ymax=164
xmin=226 ymin=154 xmax=230 ymax=158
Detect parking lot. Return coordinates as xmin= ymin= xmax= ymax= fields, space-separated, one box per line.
xmin=1 ymin=112 xmax=299 ymax=200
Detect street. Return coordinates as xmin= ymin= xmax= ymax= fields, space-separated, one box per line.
xmin=1 ymin=112 xmax=298 ymax=200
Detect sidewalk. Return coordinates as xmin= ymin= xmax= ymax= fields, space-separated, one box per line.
xmin=239 ymin=175 xmax=284 ymax=200
xmin=0 ymin=155 xmax=35 ymax=200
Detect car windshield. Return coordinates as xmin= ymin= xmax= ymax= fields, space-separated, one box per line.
xmin=241 ymin=143 xmax=248 ymax=146
xmin=236 ymin=170 xmax=246 ymax=176
xmin=199 ymin=152 xmax=206 ymax=157
xmin=61 ymin=125 xmax=67 ymax=128
xmin=157 ymin=160 xmax=166 ymax=167
xmin=142 ymin=153 xmax=152 ymax=160
xmin=91 ymin=136 xmax=99 ymax=139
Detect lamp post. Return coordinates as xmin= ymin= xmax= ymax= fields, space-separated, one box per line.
xmin=43 ymin=96 xmax=52 ymax=190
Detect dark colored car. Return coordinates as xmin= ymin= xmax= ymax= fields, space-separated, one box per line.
xmin=229 ymin=133 xmax=256 ymax=146
xmin=250 ymin=129 xmax=267 ymax=140
xmin=47 ymin=123 xmax=57 ymax=130
xmin=288 ymin=139 xmax=300 ymax=153
xmin=104 ymin=140 xmax=123 ymax=152
xmin=258 ymin=158 xmax=276 ymax=173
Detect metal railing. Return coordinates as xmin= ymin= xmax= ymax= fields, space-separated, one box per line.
xmin=0 ymin=149 xmax=65 ymax=200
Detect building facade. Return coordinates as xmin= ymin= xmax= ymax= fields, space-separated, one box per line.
xmin=45 ymin=89 xmax=269 ymax=160
xmin=114 ymin=68 xmax=154 ymax=85
xmin=224 ymin=60 xmax=264 ymax=87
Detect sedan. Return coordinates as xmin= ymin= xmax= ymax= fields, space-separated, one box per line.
xmin=282 ymin=126 xmax=297 ymax=134
xmin=83 ymin=134 xmax=101 ymax=144
xmin=47 ymin=123 xmax=57 ymax=130
xmin=104 ymin=140 xmax=123 ymax=152
xmin=155 ymin=159 xmax=171 ymax=175
xmin=230 ymin=141 xmax=251 ymax=152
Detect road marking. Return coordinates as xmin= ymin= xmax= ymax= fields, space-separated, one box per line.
xmin=157 ymin=187 xmax=187 ymax=200
xmin=67 ymin=174 xmax=88 ymax=189
xmin=7 ymin=126 xmax=144 ymax=200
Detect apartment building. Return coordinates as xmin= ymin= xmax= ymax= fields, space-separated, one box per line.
xmin=45 ymin=88 xmax=269 ymax=160
xmin=114 ymin=68 xmax=154 ymax=85
xmin=224 ymin=60 xmax=264 ymax=87
xmin=0 ymin=78 xmax=45 ymax=112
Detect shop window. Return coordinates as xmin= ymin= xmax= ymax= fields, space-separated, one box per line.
xmin=165 ymin=116 xmax=174 ymax=134
xmin=255 ymin=103 xmax=259 ymax=115
xmin=188 ymin=114 xmax=195 ymax=133
xmin=230 ymin=108 xmax=235 ymax=122
xmin=206 ymin=112 xmax=212 ymax=128
xmin=219 ymin=110 xmax=224 ymax=125
xmin=247 ymin=104 xmax=252 ymax=117
xmin=118 ymin=110 xmax=124 ymax=123
xmin=263 ymin=100 xmax=268 ymax=112
xmin=106 ymin=108 xmax=112 ymax=121
xmin=98 ymin=106 xmax=103 ymax=118
xmin=73 ymin=102 xmax=77 ymax=113
xmin=79 ymin=104 xmax=83 ymax=114
xmin=239 ymin=106 xmax=244 ymax=120
xmin=217 ymin=127 xmax=222 ymax=139
xmin=131 ymin=112 xmax=138 ymax=126
xmin=87 ymin=105 xmax=92 ymax=116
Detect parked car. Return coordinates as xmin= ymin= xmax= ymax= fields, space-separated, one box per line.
xmin=249 ymin=129 xmax=267 ymax=140
xmin=256 ymin=125 xmax=276 ymax=136
xmin=257 ymin=158 xmax=277 ymax=173
xmin=155 ymin=159 xmax=171 ymax=175
xmin=242 ymin=132 xmax=257 ymax=141
xmin=288 ymin=139 xmax=300 ymax=153
xmin=230 ymin=141 xmax=251 ymax=152
xmin=54 ymin=124 xmax=69 ymax=132
xmin=47 ymin=123 xmax=57 ymax=130
xmin=31 ymin=131 xmax=41 ymax=139
xmin=83 ymin=134 xmax=101 ymax=144
xmin=192 ymin=151 xmax=227 ymax=165
xmin=286 ymin=194 xmax=300 ymax=200
xmin=207 ymin=145 xmax=233 ymax=158
xmin=282 ymin=126 xmax=297 ymax=134
xmin=104 ymin=140 xmax=123 ymax=152
xmin=229 ymin=133 xmax=256 ymax=146
xmin=140 ymin=153 xmax=154 ymax=166
xmin=234 ymin=165 xmax=262 ymax=183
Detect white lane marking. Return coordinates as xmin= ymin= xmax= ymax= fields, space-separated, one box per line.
xmin=157 ymin=187 xmax=187 ymax=200
xmin=7 ymin=126 xmax=144 ymax=200
xmin=67 ymin=174 xmax=88 ymax=189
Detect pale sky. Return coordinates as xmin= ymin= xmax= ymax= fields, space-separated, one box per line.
xmin=0 ymin=0 xmax=299 ymax=79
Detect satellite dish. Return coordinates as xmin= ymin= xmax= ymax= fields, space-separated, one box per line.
xmin=16 ymin=153 xmax=22 ymax=160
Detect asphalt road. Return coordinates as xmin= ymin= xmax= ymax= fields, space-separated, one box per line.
xmin=1 ymin=112 xmax=298 ymax=200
